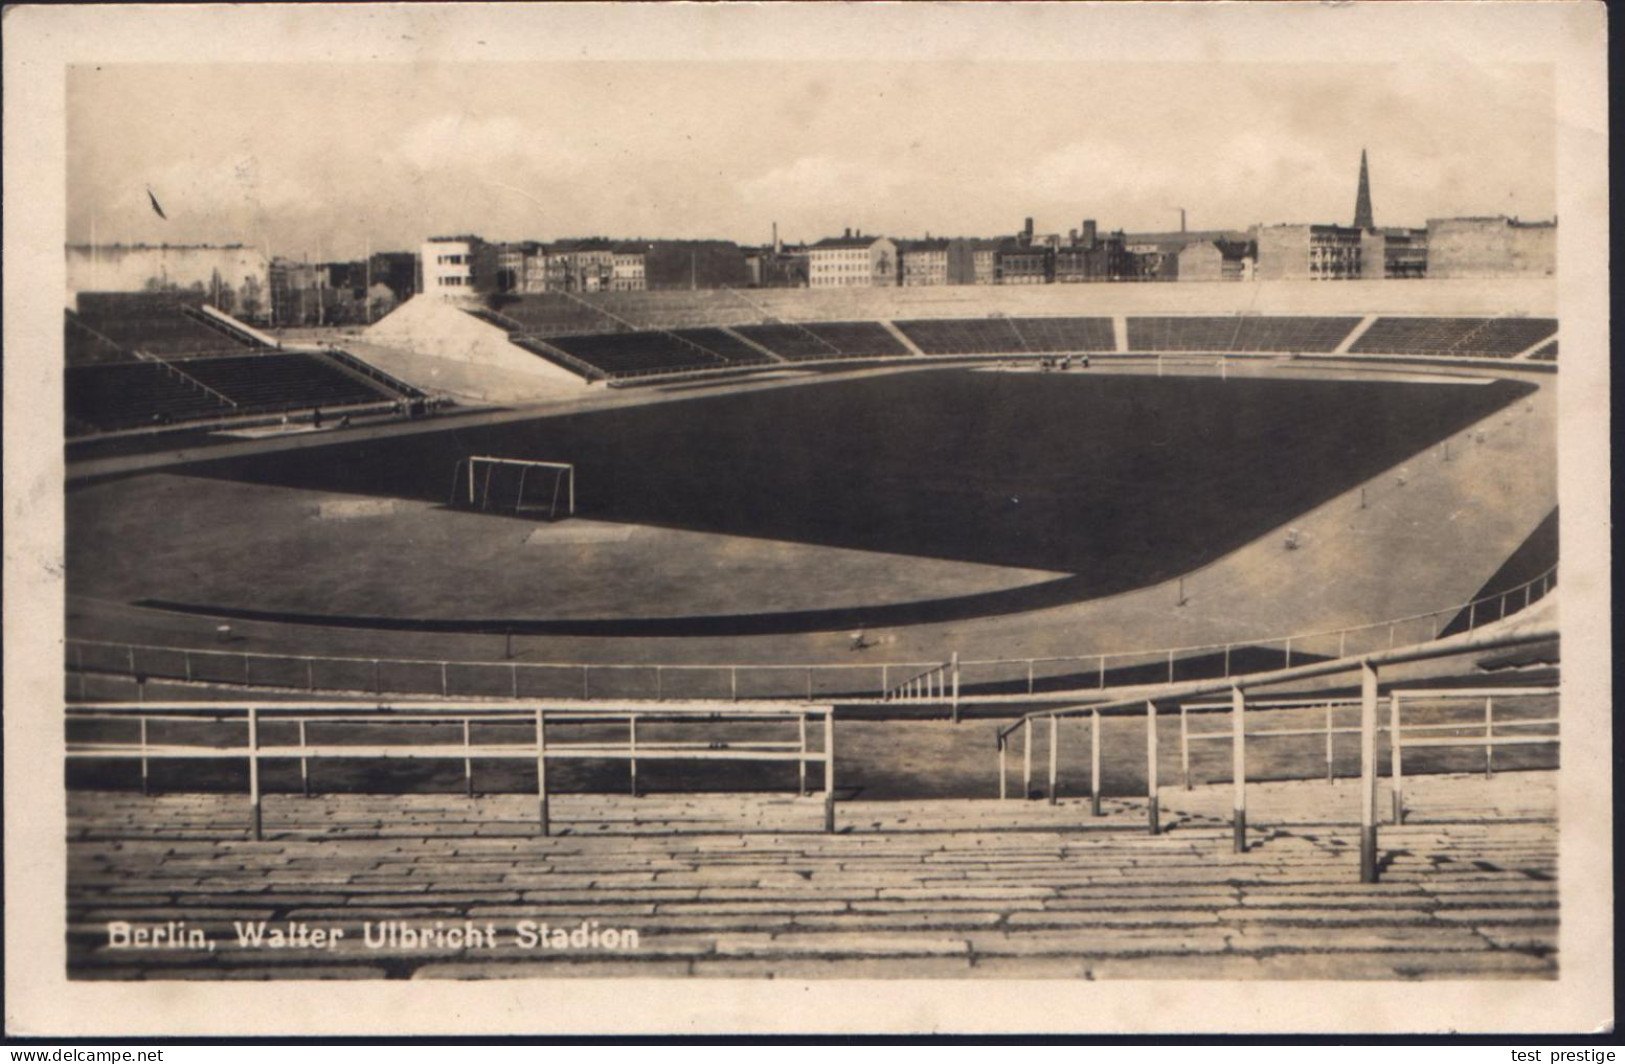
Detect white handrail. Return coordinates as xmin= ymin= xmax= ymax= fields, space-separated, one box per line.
xmin=65 ymin=564 xmax=1555 ymax=703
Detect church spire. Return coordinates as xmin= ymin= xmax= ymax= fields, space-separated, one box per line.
xmin=1353 ymin=148 xmax=1374 ymax=230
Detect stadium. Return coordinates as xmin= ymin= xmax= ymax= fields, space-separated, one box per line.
xmin=61 ymin=273 xmax=1561 ymax=981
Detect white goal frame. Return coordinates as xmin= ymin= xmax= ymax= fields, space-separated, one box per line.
xmin=452 ymin=455 xmax=576 ymax=519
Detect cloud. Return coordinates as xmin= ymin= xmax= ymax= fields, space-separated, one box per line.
xmin=392 ymin=113 xmax=579 ymax=175
xmin=739 ymin=155 xmax=906 ymax=203
xmin=115 ymin=150 xmax=319 ymax=241
xmin=736 ymin=155 xmax=916 ymax=236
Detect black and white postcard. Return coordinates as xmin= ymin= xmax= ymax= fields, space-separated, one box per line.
xmin=3 ymin=0 xmax=1611 ymax=1038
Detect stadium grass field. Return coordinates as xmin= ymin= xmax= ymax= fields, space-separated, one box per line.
xmin=80 ymin=366 xmax=1536 ymax=636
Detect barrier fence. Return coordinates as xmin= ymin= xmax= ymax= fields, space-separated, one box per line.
xmin=67 ymin=565 xmax=1555 ymax=708
xmin=66 ymin=701 xmax=838 ymax=839
xmin=1388 ymin=687 xmax=1560 ymax=824
xmin=992 ymin=626 xmax=1558 ymax=883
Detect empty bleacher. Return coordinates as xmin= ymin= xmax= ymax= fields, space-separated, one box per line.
xmin=67 ymin=772 xmax=1559 ymax=981
xmin=510 ymin=336 xmax=607 ymax=381
xmin=466 ymin=295 xmax=1562 ymax=382
xmin=74 ymin=292 xmax=257 ymax=359
xmin=1127 ymin=316 xmax=1360 ymax=353
xmin=485 ymin=295 xmax=632 ymax=337
xmin=895 ymin=317 xmax=1027 ymax=355
xmin=65 ymin=312 xmax=136 ymax=366
xmin=734 ymin=321 xmax=910 ymax=361
xmin=66 ymin=362 xmax=233 ymax=431
xmin=895 ymin=316 xmax=1116 ymax=355
xmin=543 ymin=332 xmax=729 ymax=377
xmin=66 ymin=351 xmax=409 ymax=434
xmin=1007 ymin=317 xmax=1117 ymax=353
xmin=1349 ymin=317 xmax=1559 ymax=359
xmin=182 ymin=353 xmax=393 ymax=411
xmin=729 ymin=324 xmax=841 ymax=361
xmin=667 ymin=328 xmax=775 ymax=366
xmin=593 ymin=291 xmax=759 ymax=331
xmin=1527 ymin=340 xmax=1558 ymax=362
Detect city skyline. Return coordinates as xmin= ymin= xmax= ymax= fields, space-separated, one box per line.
xmin=68 ymin=61 xmax=1555 ymax=261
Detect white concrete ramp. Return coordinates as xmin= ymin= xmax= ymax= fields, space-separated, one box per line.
xmin=364 ymin=297 xmax=588 ymax=395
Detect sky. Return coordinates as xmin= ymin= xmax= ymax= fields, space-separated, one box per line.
xmin=66 ymin=61 xmax=1556 ymax=260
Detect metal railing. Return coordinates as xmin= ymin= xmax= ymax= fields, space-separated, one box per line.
xmin=1179 ymin=697 xmax=1362 ymax=788
xmin=181 ymin=304 xmax=271 ymax=350
xmin=883 ymin=653 xmax=959 ymax=714
xmin=66 ymin=700 xmax=837 ymax=839
xmin=992 ymin=625 xmax=1558 ymax=883
xmin=957 ymin=562 xmax=1554 ymax=698
xmin=65 ymin=563 xmax=1556 ymax=707
xmin=510 ymin=335 xmax=609 ymax=382
xmin=316 ymin=346 xmax=428 ymax=399
xmin=1388 ymin=687 xmax=1559 ymax=824
xmin=131 ymin=348 xmax=240 ymax=409
xmin=193 ymin=303 xmax=281 ymax=349
xmin=466 ymin=305 xmax=528 ymax=334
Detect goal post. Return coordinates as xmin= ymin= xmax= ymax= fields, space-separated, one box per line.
xmin=450 ymin=456 xmax=576 ymax=520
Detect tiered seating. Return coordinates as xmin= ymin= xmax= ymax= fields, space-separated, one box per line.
xmin=667 ymin=328 xmax=774 ymax=366
xmin=67 ymin=773 xmax=1559 ymax=980
xmin=66 ymin=363 xmax=232 ymax=431
xmin=512 ymin=336 xmax=606 ymax=381
xmin=75 ymin=293 xmax=252 ymax=358
xmin=593 ymin=291 xmax=753 ymax=330
xmin=1127 ymin=316 xmax=1360 ymax=353
xmin=895 ymin=317 xmax=1026 ymax=354
xmin=465 ymin=307 xmax=524 ymax=332
xmin=1006 ymin=317 xmax=1116 ymax=352
xmin=730 ymin=324 xmax=842 ymax=360
xmin=1350 ymin=317 xmax=1559 ymax=359
xmin=734 ymin=321 xmax=909 ymax=361
xmin=1528 ymin=340 xmax=1557 ymax=362
xmin=65 ymin=312 xmax=136 ymax=365
xmin=181 ymin=353 xmax=393 ymax=410
xmin=490 ymin=295 xmax=629 ymax=337
xmin=66 ymin=352 xmax=407 ymax=434
xmin=544 ymin=332 xmax=726 ymax=377
xmin=802 ymin=322 xmax=910 ymax=357
xmin=895 ymin=316 xmax=1117 ymax=356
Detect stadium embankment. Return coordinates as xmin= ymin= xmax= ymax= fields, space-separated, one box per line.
xmin=361 ymin=295 xmax=591 ymax=400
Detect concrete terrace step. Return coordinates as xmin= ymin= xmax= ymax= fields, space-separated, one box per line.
xmin=66 ymin=770 xmax=1558 ymax=980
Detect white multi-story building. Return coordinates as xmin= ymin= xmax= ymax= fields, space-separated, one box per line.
xmin=421 ymin=235 xmax=490 ymax=301
xmin=807 ymin=232 xmax=898 ymax=288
